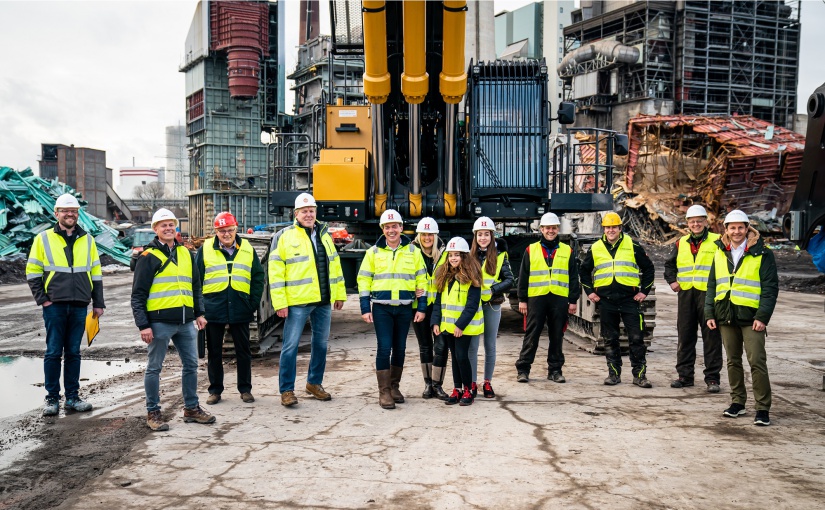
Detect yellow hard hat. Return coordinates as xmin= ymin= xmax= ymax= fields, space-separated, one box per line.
xmin=601 ymin=212 xmax=622 ymax=227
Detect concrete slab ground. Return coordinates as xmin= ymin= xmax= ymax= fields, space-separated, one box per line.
xmin=30 ymin=286 xmax=824 ymax=509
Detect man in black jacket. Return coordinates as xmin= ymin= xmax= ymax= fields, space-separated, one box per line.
xmin=196 ymin=212 xmax=265 ymax=405
xmin=580 ymin=212 xmax=655 ymax=387
xmin=131 ymin=208 xmax=214 ymax=431
xmin=516 ymin=212 xmax=580 ymax=383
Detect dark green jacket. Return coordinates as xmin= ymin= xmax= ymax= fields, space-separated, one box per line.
xmin=704 ymin=228 xmax=778 ymax=326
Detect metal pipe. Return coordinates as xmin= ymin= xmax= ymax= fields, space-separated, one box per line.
xmin=372 ymin=103 xmax=387 ymax=215
xmin=443 ymin=104 xmax=457 ymax=216
xmin=440 ymin=1 xmax=468 ymax=105
xmin=409 ymin=103 xmax=421 ymax=213
xmin=362 ymin=1 xmax=390 ymax=104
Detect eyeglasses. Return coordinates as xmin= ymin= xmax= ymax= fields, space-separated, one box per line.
xmin=217 ymin=228 xmax=237 ymax=235
xmin=56 ymin=209 xmax=78 ymax=215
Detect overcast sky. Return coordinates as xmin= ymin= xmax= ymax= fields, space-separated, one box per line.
xmin=0 ymin=0 xmax=822 ymax=175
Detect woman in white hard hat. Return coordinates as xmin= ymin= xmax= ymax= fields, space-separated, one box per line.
xmin=469 ymin=216 xmax=514 ymax=398
xmin=357 ymin=210 xmax=428 ymax=409
xmin=411 ymin=217 xmax=450 ymax=400
xmin=430 ymin=237 xmax=484 ymax=406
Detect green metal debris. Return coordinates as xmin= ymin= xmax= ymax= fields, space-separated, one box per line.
xmin=0 ymin=166 xmax=132 ymax=264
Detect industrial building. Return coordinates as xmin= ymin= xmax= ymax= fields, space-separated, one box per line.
xmin=179 ymin=0 xmax=287 ymax=236
xmin=38 ymin=143 xmax=131 ymax=221
xmin=495 ymin=0 xmax=573 ymax=105
xmin=560 ymin=0 xmax=801 ymax=131
xmin=116 ymin=167 xmax=163 ymax=200
xmin=164 ymin=124 xmax=187 ymax=199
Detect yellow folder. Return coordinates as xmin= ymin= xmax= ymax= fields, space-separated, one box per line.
xmin=85 ymin=311 xmax=100 ymax=346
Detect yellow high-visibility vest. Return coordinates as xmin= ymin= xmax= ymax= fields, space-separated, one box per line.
xmin=480 ymin=252 xmax=506 ymax=302
xmin=145 ymin=246 xmax=194 ymax=311
xmin=268 ymin=224 xmax=346 ymax=311
xmin=439 ymin=280 xmax=484 ymax=336
xmin=26 ymin=230 xmax=102 ymax=291
xmin=676 ymin=232 xmax=720 ymax=291
xmin=527 ymin=241 xmax=572 ymax=298
xmin=713 ymin=249 xmax=762 ymax=308
xmin=202 ymin=238 xmax=255 ymax=295
xmin=427 ymin=250 xmax=448 ymax=306
xmin=591 ymin=235 xmax=640 ymax=288
xmin=357 ymin=241 xmax=428 ymax=307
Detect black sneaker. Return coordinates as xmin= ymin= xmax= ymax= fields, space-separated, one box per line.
xmin=723 ymin=403 xmax=747 ymax=418
xmin=604 ymin=374 xmax=621 ymax=385
xmin=548 ymin=371 xmax=566 ymax=383
xmin=459 ymin=388 xmax=474 ymax=406
xmin=670 ymin=378 xmax=694 ymax=388
xmin=754 ymin=410 xmax=771 ymax=426
xmin=482 ymin=380 xmax=495 ymax=398
xmin=445 ymin=388 xmax=461 ymax=406
xmin=633 ymin=377 xmax=652 ymax=388
xmin=517 ymin=372 xmax=529 ymax=383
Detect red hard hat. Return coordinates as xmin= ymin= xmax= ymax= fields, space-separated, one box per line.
xmin=214 ymin=212 xmax=238 ymax=228
xmin=247 ymin=228 xmax=254 ymax=234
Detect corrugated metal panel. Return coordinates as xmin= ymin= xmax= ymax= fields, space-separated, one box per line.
xmin=573 ymin=71 xmax=598 ymax=99
xmin=188 ymin=190 xmax=276 ymax=237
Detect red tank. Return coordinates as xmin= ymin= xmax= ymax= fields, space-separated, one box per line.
xmin=210 ymin=1 xmax=270 ymax=99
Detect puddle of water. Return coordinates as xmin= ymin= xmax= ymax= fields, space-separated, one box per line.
xmin=0 ymin=356 xmax=145 ymax=420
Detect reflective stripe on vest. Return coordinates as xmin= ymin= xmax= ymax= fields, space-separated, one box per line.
xmin=480 ymin=252 xmax=506 ymax=302
xmin=30 ymin=231 xmax=95 ymax=291
xmin=202 ymin=238 xmax=255 ymax=295
xmin=358 ymin=244 xmax=425 ymax=306
xmin=591 ymin=236 xmax=640 ymax=288
xmin=527 ymin=241 xmax=572 ymax=298
xmin=675 ymin=232 xmax=720 ymax=291
xmin=713 ymin=249 xmax=762 ymax=308
xmin=268 ymin=225 xmax=345 ymax=307
xmin=439 ymin=281 xmax=484 ymax=336
xmin=146 ymin=246 xmax=194 ymax=311
xmin=427 ymin=251 xmax=448 ymax=306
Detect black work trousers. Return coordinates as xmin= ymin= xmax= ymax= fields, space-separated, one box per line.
xmin=675 ymin=287 xmax=723 ymax=383
xmin=411 ymin=306 xmax=448 ymax=367
xmin=600 ymin=296 xmax=647 ymax=378
xmin=206 ymin=322 xmax=252 ymax=395
xmin=516 ymin=294 xmax=568 ymax=375
xmin=444 ymin=332 xmax=472 ymax=390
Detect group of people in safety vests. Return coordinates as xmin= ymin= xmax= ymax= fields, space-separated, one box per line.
xmin=27 ymin=192 xmax=778 ymax=430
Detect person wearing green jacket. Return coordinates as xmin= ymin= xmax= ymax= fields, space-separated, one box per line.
xmin=705 ymin=210 xmax=778 ymax=427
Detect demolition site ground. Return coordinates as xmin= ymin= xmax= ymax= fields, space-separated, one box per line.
xmin=0 ymin=255 xmax=823 ymax=509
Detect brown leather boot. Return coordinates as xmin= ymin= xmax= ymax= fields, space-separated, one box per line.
xmin=376 ymin=369 xmax=395 ymax=409
xmin=390 ymin=365 xmax=405 ymax=403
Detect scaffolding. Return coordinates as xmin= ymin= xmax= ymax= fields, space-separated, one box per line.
xmin=562 ymin=1 xmax=800 ymax=130
xmin=676 ymin=0 xmax=800 ymax=128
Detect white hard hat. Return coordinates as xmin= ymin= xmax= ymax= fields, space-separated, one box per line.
xmin=472 ymin=216 xmax=495 ymax=232
xmin=445 ymin=236 xmax=470 ymax=253
xmin=539 ymin=212 xmax=561 ymax=226
xmin=685 ymin=204 xmax=708 ymax=219
xmin=294 ymin=193 xmax=317 ymax=209
xmin=54 ymin=193 xmax=80 ymax=212
xmin=416 ymin=217 xmax=439 ymax=233
xmin=151 ymin=208 xmax=178 ymax=228
xmin=724 ymin=209 xmax=749 ymax=225
xmin=379 ymin=209 xmax=402 ymax=227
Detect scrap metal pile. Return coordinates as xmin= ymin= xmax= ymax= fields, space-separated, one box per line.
xmin=614 ymin=114 xmax=806 ymax=243
xmin=0 ymin=166 xmax=132 ymax=264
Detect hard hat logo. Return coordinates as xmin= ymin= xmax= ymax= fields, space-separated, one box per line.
xmin=425 ymin=223 xmax=430 ymax=229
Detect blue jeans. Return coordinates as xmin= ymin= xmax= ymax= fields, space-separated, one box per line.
xmin=43 ymin=303 xmax=87 ymax=401
xmin=469 ymin=302 xmax=501 ymax=383
xmin=280 ymin=304 xmax=331 ymax=393
xmin=372 ymin=303 xmax=413 ymax=370
xmin=145 ymin=322 xmax=199 ymax=412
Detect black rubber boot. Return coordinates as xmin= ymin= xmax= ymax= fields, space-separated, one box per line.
xmin=421 ymin=363 xmax=434 ymax=399
xmin=431 ymin=365 xmax=449 ymax=400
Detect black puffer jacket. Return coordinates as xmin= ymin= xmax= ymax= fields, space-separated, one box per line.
xmin=704 ymin=228 xmax=778 ymax=326
xmin=195 ymin=235 xmax=265 ymax=324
